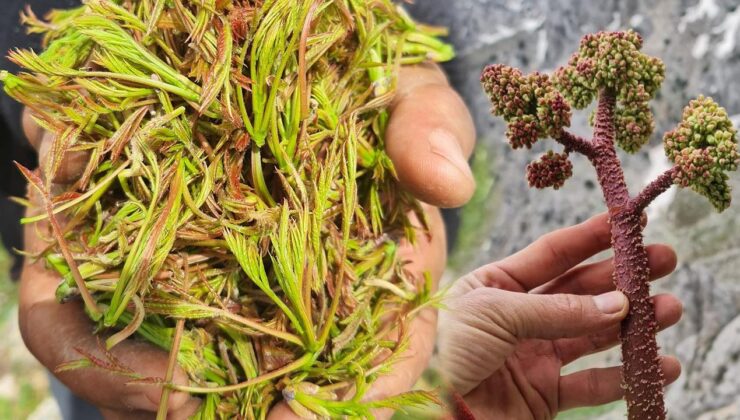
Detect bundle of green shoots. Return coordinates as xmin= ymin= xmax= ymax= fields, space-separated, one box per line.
xmin=1 ymin=0 xmax=454 ymax=418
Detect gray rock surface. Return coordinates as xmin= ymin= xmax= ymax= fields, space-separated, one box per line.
xmin=408 ymin=0 xmax=740 ymax=418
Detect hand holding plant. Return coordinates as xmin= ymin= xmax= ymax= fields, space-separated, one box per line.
xmin=17 ymin=62 xmax=475 ymax=419
xmin=477 ymin=30 xmax=738 ymax=418
xmin=438 ymin=214 xmax=683 ymax=420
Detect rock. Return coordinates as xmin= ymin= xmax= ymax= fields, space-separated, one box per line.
xmin=697 ymin=403 xmax=740 ymax=420
xmin=27 ymin=397 xmax=62 ymax=420
xmin=407 ymin=0 xmax=740 ymax=417
xmin=0 ymin=374 xmax=17 ymax=400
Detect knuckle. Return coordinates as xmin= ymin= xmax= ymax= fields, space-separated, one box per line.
xmin=586 ymin=369 xmax=602 ymax=397
xmin=555 ymin=294 xmax=586 ymax=321
xmin=539 ymin=234 xmax=574 ymax=273
xmin=448 ymin=273 xmax=481 ymax=298
xmin=589 ymin=213 xmax=613 ymax=245
xmin=455 ymin=288 xmax=513 ymax=334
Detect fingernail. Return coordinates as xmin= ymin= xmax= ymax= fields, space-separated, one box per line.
xmin=593 ymin=291 xmax=627 ymax=314
xmin=428 ymin=128 xmax=473 ymax=179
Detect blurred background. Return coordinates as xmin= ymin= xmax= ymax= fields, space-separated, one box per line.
xmin=1 ymin=0 xmax=740 ymax=419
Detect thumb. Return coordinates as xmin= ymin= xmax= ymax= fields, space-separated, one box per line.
xmin=37 ymin=130 xmax=89 ymax=185
xmin=266 ymin=402 xmax=301 ymax=420
xmin=386 ymin=64 xmax=476 ymax=209
xmin=438 ymin=289 xmax=628 ymax=394
xmin=493 ymin=290 xmax=629 ymax=340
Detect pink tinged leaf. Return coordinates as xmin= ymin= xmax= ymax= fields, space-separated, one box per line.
xmin=52 ymin=191 xmax=83 ymax=204
xmin=107 ymin=106 xmax=149 ymax=161
xmin=55 ymin=358 xmax=94 ymax=373
xmin=46 ymin=124 xmax=82 ymax=185
xmin=106 ymin=295 xmax=145 ymax=349
xmin=55 ymin=344 xmax=137 ymax=378
xmin=198 ymin=20 xmax=232 ymax=115
xmin=15 ymin=161 xmax=103 ymax=319
xmin=14 ymin=161 xmax=45 ymax=196
xmin=299 ymin=1 xmax=321 ymax=120
xmin=108 ymin=163 xmax=184 ymax=324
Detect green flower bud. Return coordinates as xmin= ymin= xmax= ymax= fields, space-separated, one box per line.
xmin=615 ymin=101 xmax=655 ymax=153
xmin=664 ymin=96 xmax=739 ymax=211
xmin=553 ymin=61 xmax=596 ymax=109
xmin=553 ymin=30 xmax=665 ymax=127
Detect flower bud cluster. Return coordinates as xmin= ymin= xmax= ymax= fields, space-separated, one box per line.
xmin=482 ymin=65 xmax=571 ymax=149
xmin=615 ymin=101 xmax=655 ymax=153
xmin=554 ymin=30 xmax=665 ymax=153
xmin=664 ymin=96 xmax=739 ymax=210
xmin=526 ymin=151 xmax=573 ymax=189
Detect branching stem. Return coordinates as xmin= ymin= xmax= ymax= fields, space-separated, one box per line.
xmin=554 ymin=130 xmax=596 ymax=158
xmin=589 ymin=89 xmax=666 ymax=420
xmin=629 ymin=166 xmax=679 ymax=215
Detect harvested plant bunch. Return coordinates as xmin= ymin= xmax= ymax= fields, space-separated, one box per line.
xmin=2 ymin=0 xmax=454 ymax=418
xmin=481 ymin=30 xmax=738 ymax=419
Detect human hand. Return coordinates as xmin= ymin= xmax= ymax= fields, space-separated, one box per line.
xmin=268 ymin=63 xmax=476 ymax=418
xmin=18 ymin=62 xmax=476 ymax=419
xmin=18 ymin=109 xmax=202 ymax=419
xmin=438 ymin=213 xmax=683 ymax=419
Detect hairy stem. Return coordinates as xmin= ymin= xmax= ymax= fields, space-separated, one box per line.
xmin=170 ymin=353 xmax=313 ymax=394
xmin=629 ymin=167 xmax=679 ymax=215
xmin=590 ymin=90 xmax=666 ymax=420
xmin=156 ymin=318 xmax=185 ymax=420
xmin=555 ymin=130 xmax=596 ymax=158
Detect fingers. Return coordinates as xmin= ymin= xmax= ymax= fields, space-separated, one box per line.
xmin=18 ymin=257 xmax=195 ymax=414
xmin=267 ymin=206 xmax=446 ymax=419
xmin=23 ymin=107 xmax=44 ymax=149
xmin=22 ymin=108 xmax=88 ymax=184
xmin=558 ymin=355 xmax=681 ymax=411
xmin=534 ymin=244 xmax=677 ymax=296
xmin=265 ymin=403 xmax=301 ymax=420
xmin=491 ymin=289 xmax=630 ymax=340
xmin=438 ymin=288 xmax=628 ymax=395
xmin=481 ymin=213 xmax=613 ymax=291
xmin=554 ymin=294 xmax=683 ymax=365
xmin=363 ymin=206 xmax=445 ymax=416
xmin=385 ymin=64 xmax=477 ymax=208
xmin=37 ymin=130 xmax=90 ymax=184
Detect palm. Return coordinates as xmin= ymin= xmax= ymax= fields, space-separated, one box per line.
xmin=439 ymin=214 xmax=684 ymax=419
xmin=470 ymin=339 xmax=564 ymax=419
xmin=461 ymin=273 xmax=566 ymax=419
xmin=19 ymin=64 xmax=475 ymax=419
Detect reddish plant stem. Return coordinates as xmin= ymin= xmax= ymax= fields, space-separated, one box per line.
xmin=449 ymin=391 xmax=476 ymax=420
xmin=157 ymin=257 xmax=190 ymax=420
xmin=629 ymin=167 xmax=679 ymax=215
xmin=555 ymin=130 xmax=597 ymax=158
xmin=587 ymin=90 xmax=666 ymax=420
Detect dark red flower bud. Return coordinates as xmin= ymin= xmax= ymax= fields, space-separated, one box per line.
xmin=526 ymin=151 xmax=573 ymax=190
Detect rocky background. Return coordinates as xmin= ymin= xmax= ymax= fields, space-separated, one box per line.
xmin=407 ymin=0 xmax=740 ymax=418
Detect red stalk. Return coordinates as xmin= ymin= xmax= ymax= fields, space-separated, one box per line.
xmin=587 ymin=91 xmax=665 ymax=419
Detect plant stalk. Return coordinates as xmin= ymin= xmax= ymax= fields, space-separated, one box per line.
xmin=589 ymin=90 xmax=665 ymax=420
